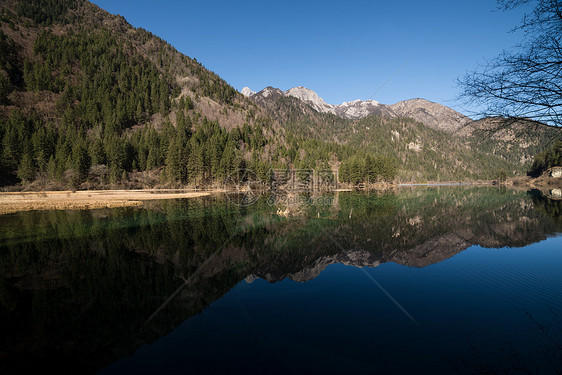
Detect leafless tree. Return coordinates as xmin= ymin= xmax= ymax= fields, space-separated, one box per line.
xmin=460 ymin=0 xmax=562 ymax=127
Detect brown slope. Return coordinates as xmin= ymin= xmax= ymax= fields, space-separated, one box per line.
xmin=0 ymin=0 xmax=263 ymax=130
xmin=390 ymin=98 xmax=471 ymax=134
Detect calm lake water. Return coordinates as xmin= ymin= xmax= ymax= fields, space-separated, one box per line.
xmin=1 ymin=187 xmax=561 ymax=374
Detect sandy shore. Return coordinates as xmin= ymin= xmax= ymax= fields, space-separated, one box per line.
xmin=0 ymin=190 xmax=211 ymax=215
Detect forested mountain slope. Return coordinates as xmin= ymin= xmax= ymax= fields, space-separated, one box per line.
xmin=0 ymin=0 xmax=281 ymax=188
xmin=250 ymin=86 xmax=561 ymax=181
xmin=0 ymin=0 xmax=559 ymax=189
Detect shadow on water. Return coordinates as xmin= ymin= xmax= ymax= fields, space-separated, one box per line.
xmin=0 ymin=186 xmax=560 ymax=374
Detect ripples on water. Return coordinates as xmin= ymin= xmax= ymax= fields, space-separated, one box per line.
xmin=0 ymin=187 xmax=561 ymax=374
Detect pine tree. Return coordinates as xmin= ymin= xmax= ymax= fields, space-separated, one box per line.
xmin=72 ymin=139 xmax=90 ymax=180
xmin=47 ymin=155 xmax=57 ymax=180
xmin=17 ymin=153 xmax=35 ymax=183
xmin=146 ymin=146 xmax=157 ymax=171
xmin=187 ymin=141 xmax=204 ymax=184
xmin=365 ymin=154 xmax=375 ymax=183
xmin=219 ymin=140 xmax=237 ymax=179
xmin=89 ymin=138 xmax=106 ymax=166
xmin=349 ymin=156 xmax=365 ymax=185
xmin=184 ymin=95 xmax=194 ymax=110
xmin=165 ymin=137 xmax=182 ymax=183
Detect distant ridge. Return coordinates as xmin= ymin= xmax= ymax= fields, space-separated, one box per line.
xmin=243 ymin=84 xmax=560 ymax=181
xmin=244 ymin=85 xmax=469 ymax=133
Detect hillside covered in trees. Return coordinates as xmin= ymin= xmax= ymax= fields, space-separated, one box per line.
xmin=528 ymin=139 xmax=562 ymax=177
xmin=0 ymin=0 xmax=559 ymax=190
xmin=250 ymin=87 xmax=561 ymax=182
xmin=0 ymin=0 xmax=404 ymax=189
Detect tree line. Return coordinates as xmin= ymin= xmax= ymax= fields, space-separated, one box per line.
xmin=529 ymin=139 xmax=562 ymax=177
xmin=339 ymin=154 xmax=398 ymax=184
xmin=0 ymin=106 xmax=401 ymax=188
xmin=0 ymin=107 xmax=277 ymax=188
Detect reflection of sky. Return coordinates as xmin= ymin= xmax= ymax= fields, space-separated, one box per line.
xmin=102 ymin=235 xmax=562 ymax=374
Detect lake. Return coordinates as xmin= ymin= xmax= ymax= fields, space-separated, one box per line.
xmin=1 ymin=187 xmax=561 ymax=374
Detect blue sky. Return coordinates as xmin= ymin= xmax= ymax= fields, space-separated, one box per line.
xmin=91 ymin=0 xmax=528 ymax=114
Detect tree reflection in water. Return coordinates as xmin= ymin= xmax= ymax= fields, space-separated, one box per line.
xmin=0 ymin=187 xmax=560 ymax=374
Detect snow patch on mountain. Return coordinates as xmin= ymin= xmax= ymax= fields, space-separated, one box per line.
xmin=281 ymin=88 xmax=392 ymax=119
xmin=241 ymin=87 xmax=255 ymax=97
xmin=334 ymin=99 xmax=384 ymax=119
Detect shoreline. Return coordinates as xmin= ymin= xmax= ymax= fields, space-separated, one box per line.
xmin=1 ymin=177 xmax=559 ymax=215
xmin=397 ymin=181 xmax=493 ymax=187
xmin=0 ymin=190 xmax=212 ymax=215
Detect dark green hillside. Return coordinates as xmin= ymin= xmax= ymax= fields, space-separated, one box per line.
xmin=528 ymin=139 xmax=562 ymax=177
xmin=254 ymin=89 xmax=561 ymax=182
xmin=0 ymin=0 xmax=266 ymax=188
xmin=347 ymin=116 xmax=556 ymax=181
xmin=0 ymin=0 xmax=559 ymax=189
xmin=0 ymin=0 xmax=398 ymax=188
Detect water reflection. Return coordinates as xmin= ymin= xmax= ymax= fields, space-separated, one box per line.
xmin=0 ymin=187 xmax=560 ymax=374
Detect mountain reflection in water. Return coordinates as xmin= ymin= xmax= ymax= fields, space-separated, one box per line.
xmin=0 ymin=187 xmax=560 ymax=374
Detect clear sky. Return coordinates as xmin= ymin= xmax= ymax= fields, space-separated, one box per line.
xmin=90 ymin=0 xmax=528 ymax=114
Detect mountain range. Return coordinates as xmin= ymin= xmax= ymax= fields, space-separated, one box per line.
xmin=244 ymin=85 xmax=470 ymax=133
xmin=242 ymin=84 xmax=559 ymax=181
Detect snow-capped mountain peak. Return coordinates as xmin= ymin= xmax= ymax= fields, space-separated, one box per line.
xmin=245 ymin=85 xmax=467 ymax=131
xmin=282 ymin=88 xmax=387 ymax=118
xmin=241 ymin=87 xmax=256 ymax=97
xmin=334 ymin=98 xmax=387 ymax=119
xmin=340 ymin=99 xmax=362 ymax=106
xmin=246 ymin=85 xmax=391 ymax=118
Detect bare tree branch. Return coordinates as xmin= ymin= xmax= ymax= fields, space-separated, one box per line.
xmin=460 ymin=0 xmax=562 ymax=127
